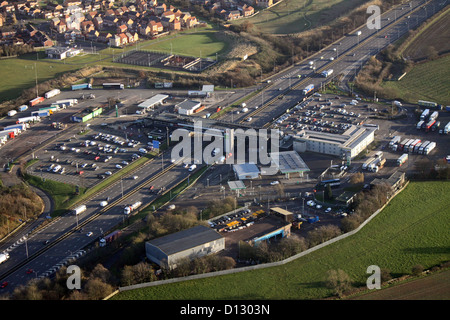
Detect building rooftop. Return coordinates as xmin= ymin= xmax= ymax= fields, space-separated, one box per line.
xmin=270 ymin=151 xmax=310 ymax=173
xmin=137 ymin=94 xmax=169 ymax=108
xmin=147 ymin=225 xmax=223 ymax=256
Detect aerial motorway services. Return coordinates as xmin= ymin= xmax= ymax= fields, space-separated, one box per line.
xmin=218 ymin=0 xmax=446 ymax=128
xmin=0 ymin=147 xmax=204 ymax=291
xmin=0 ymin=0 xmax=447 ymax=297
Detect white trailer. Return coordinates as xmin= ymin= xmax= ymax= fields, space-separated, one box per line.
xmin=420 ymin=109 xmax=430 ymax=120
xmin=362 ymin=157 xmax=375 ymax=170
xmin=397 ymin=153 xmax=408 ymax=166
xmin=408 ymin=139 xmax=421 ymax=153
xmin=416 ymin=120 xmax=424 ymax=129
xmin=418 ymin=141 xmax=430 ymax=154
xmin=55 ymin=99 xmax=78 ymax=106
xmin=72 ymin=204 xmax=87 ymax=215
xmin=389 ymin=136 xmax=401 ymax=147
xmin=424 ymin=142 xmax=436 ymax=155
xmin=44 ymin=89 xmax=61 ymax=99
xmin=17 ymin=116 xmax=40 ymax=123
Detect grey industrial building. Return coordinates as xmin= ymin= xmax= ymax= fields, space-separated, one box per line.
xmin=137 ymin=94 xmax=169 ymax=111
xmin=293 ymin=125 xmax=377 ymax=160
xmin=145 ymin=225 xmax=225 ymax=269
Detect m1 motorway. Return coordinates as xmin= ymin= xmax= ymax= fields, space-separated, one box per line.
xmin=218 ymin=0 xmax=448 ymax=128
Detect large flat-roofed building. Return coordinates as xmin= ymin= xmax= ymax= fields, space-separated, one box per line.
xmin=137 ymin=94 xmax=168 ymax=110
xmin=293 ymin=125 xmax=376 ymax=159
xmin=145 ymin=225 xmax=225 ymax=269
xmin=175 ymin=99 xmax=202 ymax=115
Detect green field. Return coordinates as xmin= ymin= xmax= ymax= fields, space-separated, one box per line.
xmin=113 ymin=180 xmax=450 ymax=300
xmin=381 ymin=55 xmax=450 ymax=106
xmin=137 ymin=30 xmax=229 ymax=59
xmin=236 ymin=0 xmax=367 ymax=34
xmin=0 ymin=26 xmax=228 ymax=102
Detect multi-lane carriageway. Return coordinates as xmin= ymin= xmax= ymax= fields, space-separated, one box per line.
xmin=218 ymin=0 xmax=448 ymax=128
xmin=0 ymin=146 xmax=205 ymax=292
xmin=0 ymin=0 xmax=447 ymax=293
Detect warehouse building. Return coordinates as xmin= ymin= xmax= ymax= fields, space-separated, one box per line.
xmin=175 ymin=99 xmax=202 ymax=115
xmin=233 ymin=163 xmax=260 ymax=180
xmin=293 ymin=125 xmax=376 ymax=160
xmin=145 ymin=225 xmax=225 ymax=269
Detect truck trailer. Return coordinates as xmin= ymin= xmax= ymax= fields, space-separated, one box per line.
xmin=124 ymin=201 xmax=142 ymax=215
xmin=362 ymin=157 xmax=375 ymax=170
xmin=29 ymin=96 xmax=45 ymax=107
xmin=302 ymin=84 xmax=314 ymax=96
xmin=44 ymin=89 xmax=61 ymax=99
xmin=389 ymin=136 xmax=401 ymax=147
xmin=71 ymin=83 xmax=92 ymax=90
xmin=441 ymin=122 xmax=450 ymax=135
xmin=397 ymin=153 xmax=408 ymax=166
xmin=424 ymin=142 xmax=436 ymax=155
xmin=321 ymin=69 xmax=333 ymax=78
xmin=55 ymin=99 xmax=78 ymax=106
xmin=17 ymin=105 xmax=28 ymax=112
xmin=408 ymin=139 xmax=421 ymax=153
xmin=429 ymin=111 xmax=439 ymax=121
xmin=420 ymin=109 xmax=430 ymax=120
xmin=17 ymin=116 xmax=40 ymax=124
xmin=418 ymin=141 xmax=431 ymax=154
xmin=72 ymin=204 xmax=87 ymax=215
xmin=416 ymin=120 xmax=424 ymax=130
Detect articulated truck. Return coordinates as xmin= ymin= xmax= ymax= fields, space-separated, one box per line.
xmin=124 ymin=201 xmax=142 ymax=215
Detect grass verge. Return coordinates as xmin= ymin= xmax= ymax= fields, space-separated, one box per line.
xmin=112 ymin=180 xmax=450 ymax=300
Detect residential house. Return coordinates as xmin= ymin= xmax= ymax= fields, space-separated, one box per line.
xmin=92 ymin=15 xmax=103 ymax=29
xmin=109 ymin=34 xmax=121 ymax=47
xmin=155 ymin=3 xmax=166 ymax=15
xmin=255 ymin=0 xmax=272 ymax=8
xmin=169 ymin=18 xmax=181 ymax=31
xmin=98 ymin=31 xmax=112 ymax=43
xmin=116 ymin=24 xmax=127 ymax=34
xmin=242 ymin=5 xmax=254 ymax=17
xmin=80 ymin=20 xmax=95 ymax=33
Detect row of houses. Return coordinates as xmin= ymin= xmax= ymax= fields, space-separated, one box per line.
xmin=48 ymin=1 xmax=199 ymax=46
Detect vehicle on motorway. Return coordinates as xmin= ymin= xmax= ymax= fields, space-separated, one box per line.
xmin=188 ymin=164 xmax=197 ymax=172
xmin=72 ymin=205 xmax=87 ymax=215
xmin=316 ymin=204 xmax=322 ymax=209
xmin=0 ymin=252 xmax=10 ymax=264
xmin=124 ymin=201 xmax=142 ymax=215
xmin=133 ymin=175 xmax=138 ymax=180
xmin=270 ymin=181 xmax=280 ymax=185
xmin=105 ymin=171 xmax=112 ymax=176
xmin=100 ymin=201 xmax=108 ymax=207
xmin=0 ymin=281 xmax=8 ymax=289
xmin=86 ymin=232 xmax=93 ymax=237
xmin=325 ymin=207 xmax=332 ymax=213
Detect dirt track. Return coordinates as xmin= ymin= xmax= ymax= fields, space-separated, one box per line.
xmin=350 ymin=270 xmax=450 ymax=300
